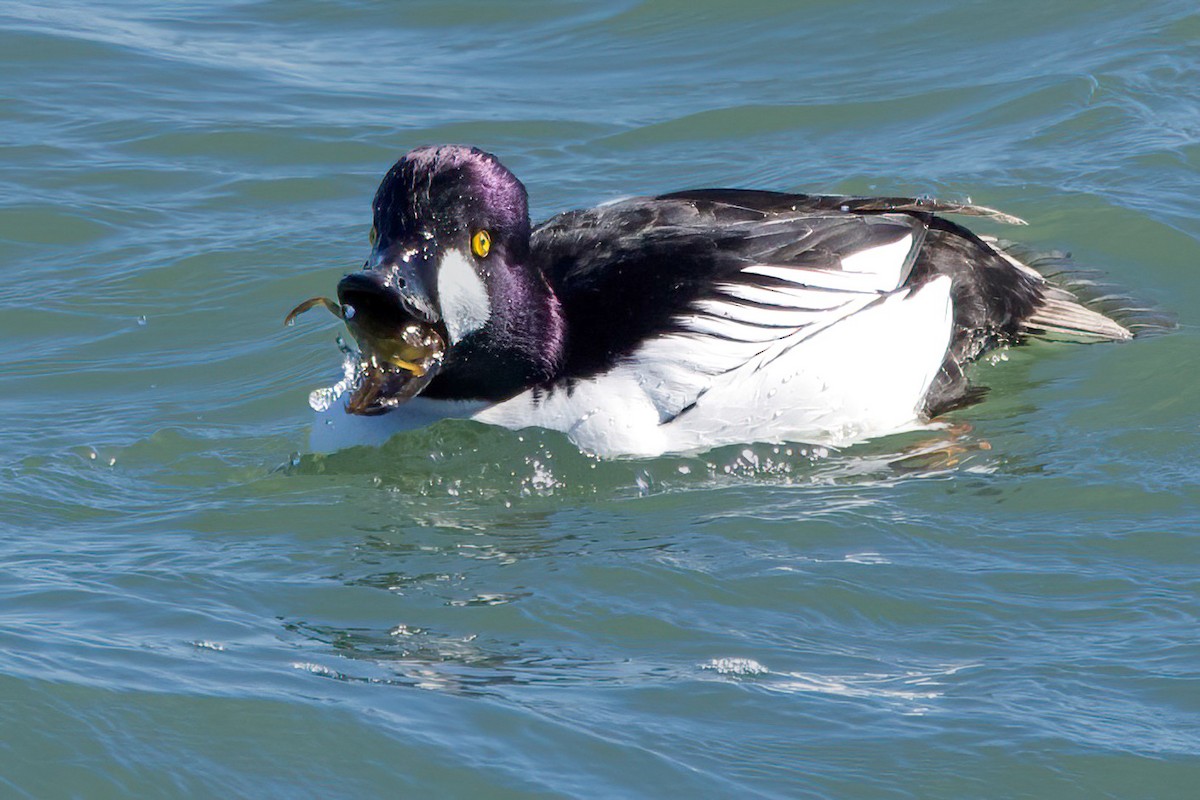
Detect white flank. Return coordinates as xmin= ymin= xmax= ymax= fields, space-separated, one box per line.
xmin=665 ymin=275 xmax=955 ymax=451
xmin=437 ymin=248 xmax=491 ymax=343
xmin=470 ymin=273 xmax=955 ymax=457
xmin=476 ymin=370 xmax=671 ymax=457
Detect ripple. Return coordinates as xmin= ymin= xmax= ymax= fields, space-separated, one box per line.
xmin=2 ymin=0 xmax=1197 ymax=797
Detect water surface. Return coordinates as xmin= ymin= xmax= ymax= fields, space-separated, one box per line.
xmin=2 ymin=1 xmax=1198 ymax=797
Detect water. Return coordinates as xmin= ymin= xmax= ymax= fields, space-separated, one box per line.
xmin=2 ymin=0 xmax=1198 ymax=796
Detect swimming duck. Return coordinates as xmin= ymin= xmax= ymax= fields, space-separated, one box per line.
xmin=299 ymin=145 xmax=1131 ymax=457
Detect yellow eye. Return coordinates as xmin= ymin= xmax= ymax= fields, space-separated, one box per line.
xmin=369 ymin=225 xmax=378 ymax=247
xmin=471 ymin=229 xmax=491 ymax=259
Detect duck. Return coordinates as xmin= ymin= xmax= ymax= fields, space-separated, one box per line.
xmin=299 ymin=144 xmax=1131 ymax=458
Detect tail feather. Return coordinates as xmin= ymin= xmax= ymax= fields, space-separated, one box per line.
xmin=1022 ymin=287 xmax=1132 ymax=342
xmin=979 ymin=236 xmax=1170 ymax=342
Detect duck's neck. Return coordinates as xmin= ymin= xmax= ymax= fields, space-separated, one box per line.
xmin=424 ymin=261 xmax=565 ymax=402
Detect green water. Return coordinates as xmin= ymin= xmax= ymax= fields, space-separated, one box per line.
xmin=2 ymin=1 xmax=1198 ymax=797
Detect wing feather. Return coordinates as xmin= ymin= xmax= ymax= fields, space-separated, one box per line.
xmin=533 ymin=195 xmax=935 ymax=421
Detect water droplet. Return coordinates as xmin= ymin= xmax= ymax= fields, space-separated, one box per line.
xmin=343 ymin=304 xmax=355 ymax=319
xmin=136 ymin=315 xmax=147 ymax=326
xmin=309 ymin=387 xmax=337 ymax=412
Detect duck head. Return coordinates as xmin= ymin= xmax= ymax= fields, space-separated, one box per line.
xmin=334 ymin=145 xmax=563 ymax=414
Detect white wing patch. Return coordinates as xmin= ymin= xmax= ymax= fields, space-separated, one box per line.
xmin=437 ymin=248 xmax=491 ymax=343
xmin=628 ymin=226 xmax=930 ymax=423
xmin=741 ymin=233 xmax=917 ymax=292
xmin=840 ymin=234 xmax=914 ymax=283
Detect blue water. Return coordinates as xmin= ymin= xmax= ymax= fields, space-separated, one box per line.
xmin=2 ymin=1 xmax=1198 ymax=797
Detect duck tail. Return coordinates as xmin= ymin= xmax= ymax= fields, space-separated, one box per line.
xmin=980 ymin=237 xmax=1171 ymax=342
xmin=1024 ymin=284 xmax=1133 ymax=342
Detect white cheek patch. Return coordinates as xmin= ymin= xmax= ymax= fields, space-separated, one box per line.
xmin=436 ymin=248 xmax=491 ymax=344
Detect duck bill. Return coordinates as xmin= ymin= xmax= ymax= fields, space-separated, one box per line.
xmin=335 ymin=260 xmax=448 ymax=415
xmin=339 ymin=243 xmax=442 ymax=325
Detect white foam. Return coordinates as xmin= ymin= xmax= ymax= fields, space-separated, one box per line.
xmin=701 ymin=657 xmax=770 ymax=676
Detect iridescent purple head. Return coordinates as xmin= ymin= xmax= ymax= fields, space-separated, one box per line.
xmin=372 ymin=145 xmax=531 ymax=253
xmin=335 ymin=146 xmax=562 ymax=409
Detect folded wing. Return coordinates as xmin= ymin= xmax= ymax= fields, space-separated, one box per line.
xmin=535 ymin=196 xmax=937 ymax=422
